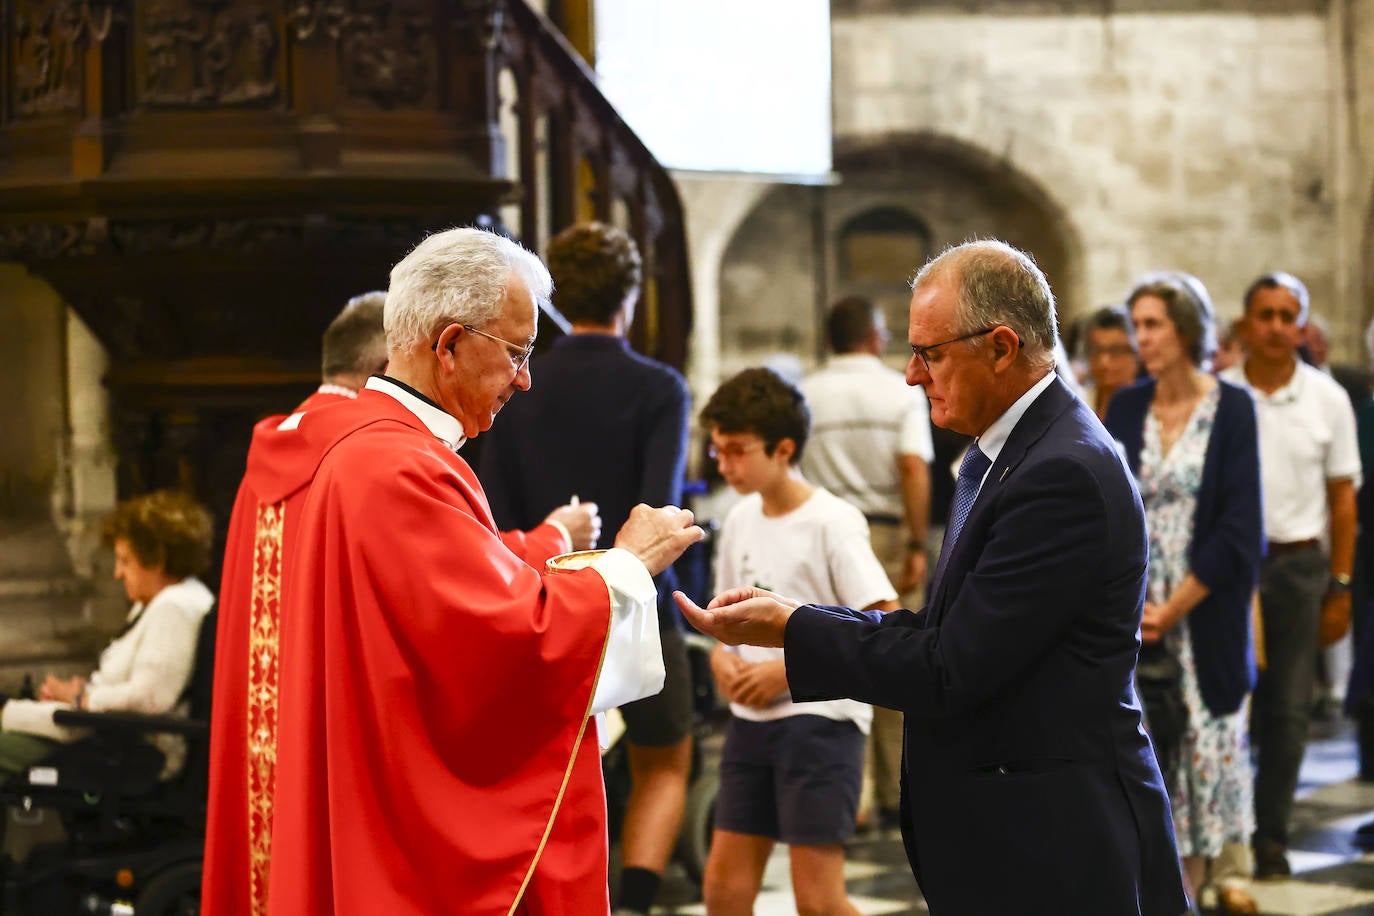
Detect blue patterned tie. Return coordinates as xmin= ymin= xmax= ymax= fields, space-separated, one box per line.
xmin=931 ymin=443 xmax=992 ymax=594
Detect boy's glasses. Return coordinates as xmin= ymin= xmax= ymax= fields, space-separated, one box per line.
xmin=708 ymin=443 xmax=764 ymax=461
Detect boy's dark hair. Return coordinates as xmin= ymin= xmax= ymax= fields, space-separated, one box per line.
xmin=545 ymin=222 xmax=643 ymax=326
xmin=699 ymin=368 xmax=810 ymax=464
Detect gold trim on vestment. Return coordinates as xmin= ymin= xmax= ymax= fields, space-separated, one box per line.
xmin=507 ymin=577 xmax=614 ymax=915
xmin=247 ymin=501 xmax=285 ymax=916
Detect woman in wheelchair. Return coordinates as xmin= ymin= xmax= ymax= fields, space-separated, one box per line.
xmin=0 ymin=490 xmax=214 ymax=776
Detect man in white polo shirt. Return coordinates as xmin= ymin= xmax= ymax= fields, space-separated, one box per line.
xmin=1221 ymin=271 xmax=1361 ymax=879
xmin=800 ymin=295 xmax=933 ymax=831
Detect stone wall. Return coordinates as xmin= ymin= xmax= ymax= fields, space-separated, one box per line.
xmin=0 ymin=268 xmax=120 ymax=688
xmin=832 ymin=6 xmax=1343 ymax=341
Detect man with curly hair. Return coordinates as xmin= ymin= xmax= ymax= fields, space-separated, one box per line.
xmin=480 ymin=222 xmax=693 ymax=916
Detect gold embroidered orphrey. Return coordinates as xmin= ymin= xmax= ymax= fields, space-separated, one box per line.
xmin=247 ymin=501 xmax=285 ymax=915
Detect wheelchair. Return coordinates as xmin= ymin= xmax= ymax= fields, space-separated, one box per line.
xmin=0 ymin=609 xmax=216 ymax=916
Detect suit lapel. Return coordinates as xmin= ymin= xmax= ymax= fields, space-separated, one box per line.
xmin=928 ymin=376 xmax=1079 ymax=621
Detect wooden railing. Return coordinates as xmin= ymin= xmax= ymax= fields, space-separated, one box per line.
xmin=499 ymin=1 xmax=694 ymax=370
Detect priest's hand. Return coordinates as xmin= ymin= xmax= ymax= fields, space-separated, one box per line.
xmin=614 ymin=504 xmax=704 ymax=576
xmin=674 ymin=588 xmax=800 ymax=648
xmin=545 ymin=501 xmax=601 ymax=550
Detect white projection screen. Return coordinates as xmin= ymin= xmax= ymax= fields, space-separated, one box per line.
xmin=593 ymin=0 xmax=833 ymax=178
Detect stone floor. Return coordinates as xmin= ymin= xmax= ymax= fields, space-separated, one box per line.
xmin=651 ymin=722 xmax=1374 ymax=915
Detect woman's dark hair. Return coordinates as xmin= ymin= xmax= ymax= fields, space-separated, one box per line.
xmin=102 ymin=490 xmax=213 ymax=579
xmin=699 ymin=368 xmax=810 ymax=465
xmin=1087 ymin=304 xmax=1130 ymax=335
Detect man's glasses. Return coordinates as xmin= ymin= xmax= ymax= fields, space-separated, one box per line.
xmin=433 ymin=324 xmax=535 ymax=371
xmin=909 ymin=327 xmax=998 ymax=372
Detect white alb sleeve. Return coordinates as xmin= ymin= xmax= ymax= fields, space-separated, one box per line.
xmin=588 ymin=547 xmax=665 ymax=714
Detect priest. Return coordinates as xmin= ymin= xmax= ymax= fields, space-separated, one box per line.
xmin=262 ymin=227 xmax=702 ymax=916
xmin=204 ymin=288 xmax=600 ymax=916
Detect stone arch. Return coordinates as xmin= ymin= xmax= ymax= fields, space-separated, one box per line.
xmin=832 ymin=131 xmax=1087 ymax=329
xmin=715 ymin=132 xmax=1085 ymax=381
xmin=835 ymin=206 xmax=933 ymax=288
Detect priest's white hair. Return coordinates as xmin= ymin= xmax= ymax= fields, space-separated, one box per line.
xmin=384 ymin=227 xmax=552 ymax=353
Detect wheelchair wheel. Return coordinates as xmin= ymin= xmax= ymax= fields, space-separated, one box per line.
xmin=674 ymin=766 xmax=718 ymax=885
xmin=134 ymin=860 xmax=201 ymax=916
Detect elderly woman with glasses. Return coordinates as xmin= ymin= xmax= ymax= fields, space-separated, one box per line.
xmin=0 ymin=490 xmax=214 ymax=775
xmin=1104 ymin=272 xmax=1264 ymax=914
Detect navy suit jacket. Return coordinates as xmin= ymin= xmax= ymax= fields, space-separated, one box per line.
xmin=477 ymin=333 xmax=690 ymax=624
xmin=785 ymin=376 xmax=1187 ymax=915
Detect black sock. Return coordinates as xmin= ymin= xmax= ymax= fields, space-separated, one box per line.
xmin=617 ymin=866 xmax=662 ymax=913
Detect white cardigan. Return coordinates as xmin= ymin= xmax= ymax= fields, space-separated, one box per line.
xmin=2 ymin=577 xmax=214 ymax=743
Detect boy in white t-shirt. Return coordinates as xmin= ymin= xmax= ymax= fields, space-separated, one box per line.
xmin=698 ymin=368 xmax=899 ymax=914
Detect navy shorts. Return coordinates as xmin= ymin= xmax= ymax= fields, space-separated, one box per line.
xmin=714 ymin=714 xmax=865 ymax=846
xmin=620 ymin=624 xmax=693 ymax=747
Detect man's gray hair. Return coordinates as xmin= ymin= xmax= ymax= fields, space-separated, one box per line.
xmin=912 ymin=239 xmax=1058 ymax=369
xmin=385 ymin=227 xmax=553 ymax=353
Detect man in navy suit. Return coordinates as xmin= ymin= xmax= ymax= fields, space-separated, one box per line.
xmin=677 ymin=240 xmax=1187 ymax=914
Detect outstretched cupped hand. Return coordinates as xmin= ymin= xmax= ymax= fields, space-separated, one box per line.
xmin=673 ymin=589 xmax=798 ymax=649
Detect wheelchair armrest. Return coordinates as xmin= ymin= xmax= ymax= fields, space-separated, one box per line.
xmin=52 ymin=708 xmax=207 ymax=737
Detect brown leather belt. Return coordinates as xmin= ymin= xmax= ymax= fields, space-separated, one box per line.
xmin=1267 ymin=538 xmax=1320 ymax=556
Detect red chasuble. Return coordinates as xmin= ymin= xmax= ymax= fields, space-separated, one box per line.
xmin=203 ymin=389 xmax=572 ymax=916
xmin=264 ymin=391 xmax=612 ymax=916
xmin=203 ymin=389 xmax=351 ymax=916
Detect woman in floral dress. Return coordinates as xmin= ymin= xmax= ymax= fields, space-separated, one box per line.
xmin=1105 ymin=272 xmax=1264 ymax=912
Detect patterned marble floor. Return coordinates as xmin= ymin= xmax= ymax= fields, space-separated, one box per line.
xmin=652 ymin=723 xmax=1374 ymax=915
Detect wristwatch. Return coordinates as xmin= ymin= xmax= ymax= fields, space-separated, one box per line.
xmin=1329 ymin=572 xmax=1352 ymax=595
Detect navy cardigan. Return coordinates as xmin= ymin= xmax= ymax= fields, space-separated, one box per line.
xmin=1104 ymin=379 xmax=1263 ymax=717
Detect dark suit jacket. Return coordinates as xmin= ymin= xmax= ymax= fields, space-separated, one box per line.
xmin=1105 ymin=378 xmax=1263 ymax=717
xmin=785 ymin=376 xmax=1187 ymax=915
xmin=478 ymin=333 xmax=690 ymax=624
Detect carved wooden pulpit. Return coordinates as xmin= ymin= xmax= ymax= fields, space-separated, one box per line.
xmin=0 ymin=0 xmax=692 ymax=584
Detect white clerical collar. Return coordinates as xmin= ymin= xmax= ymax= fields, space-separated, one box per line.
xmin=975 ymin=369 xmax=1057 ymax=469
xmin=365 ymin=376 xmax=467 ymax=452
